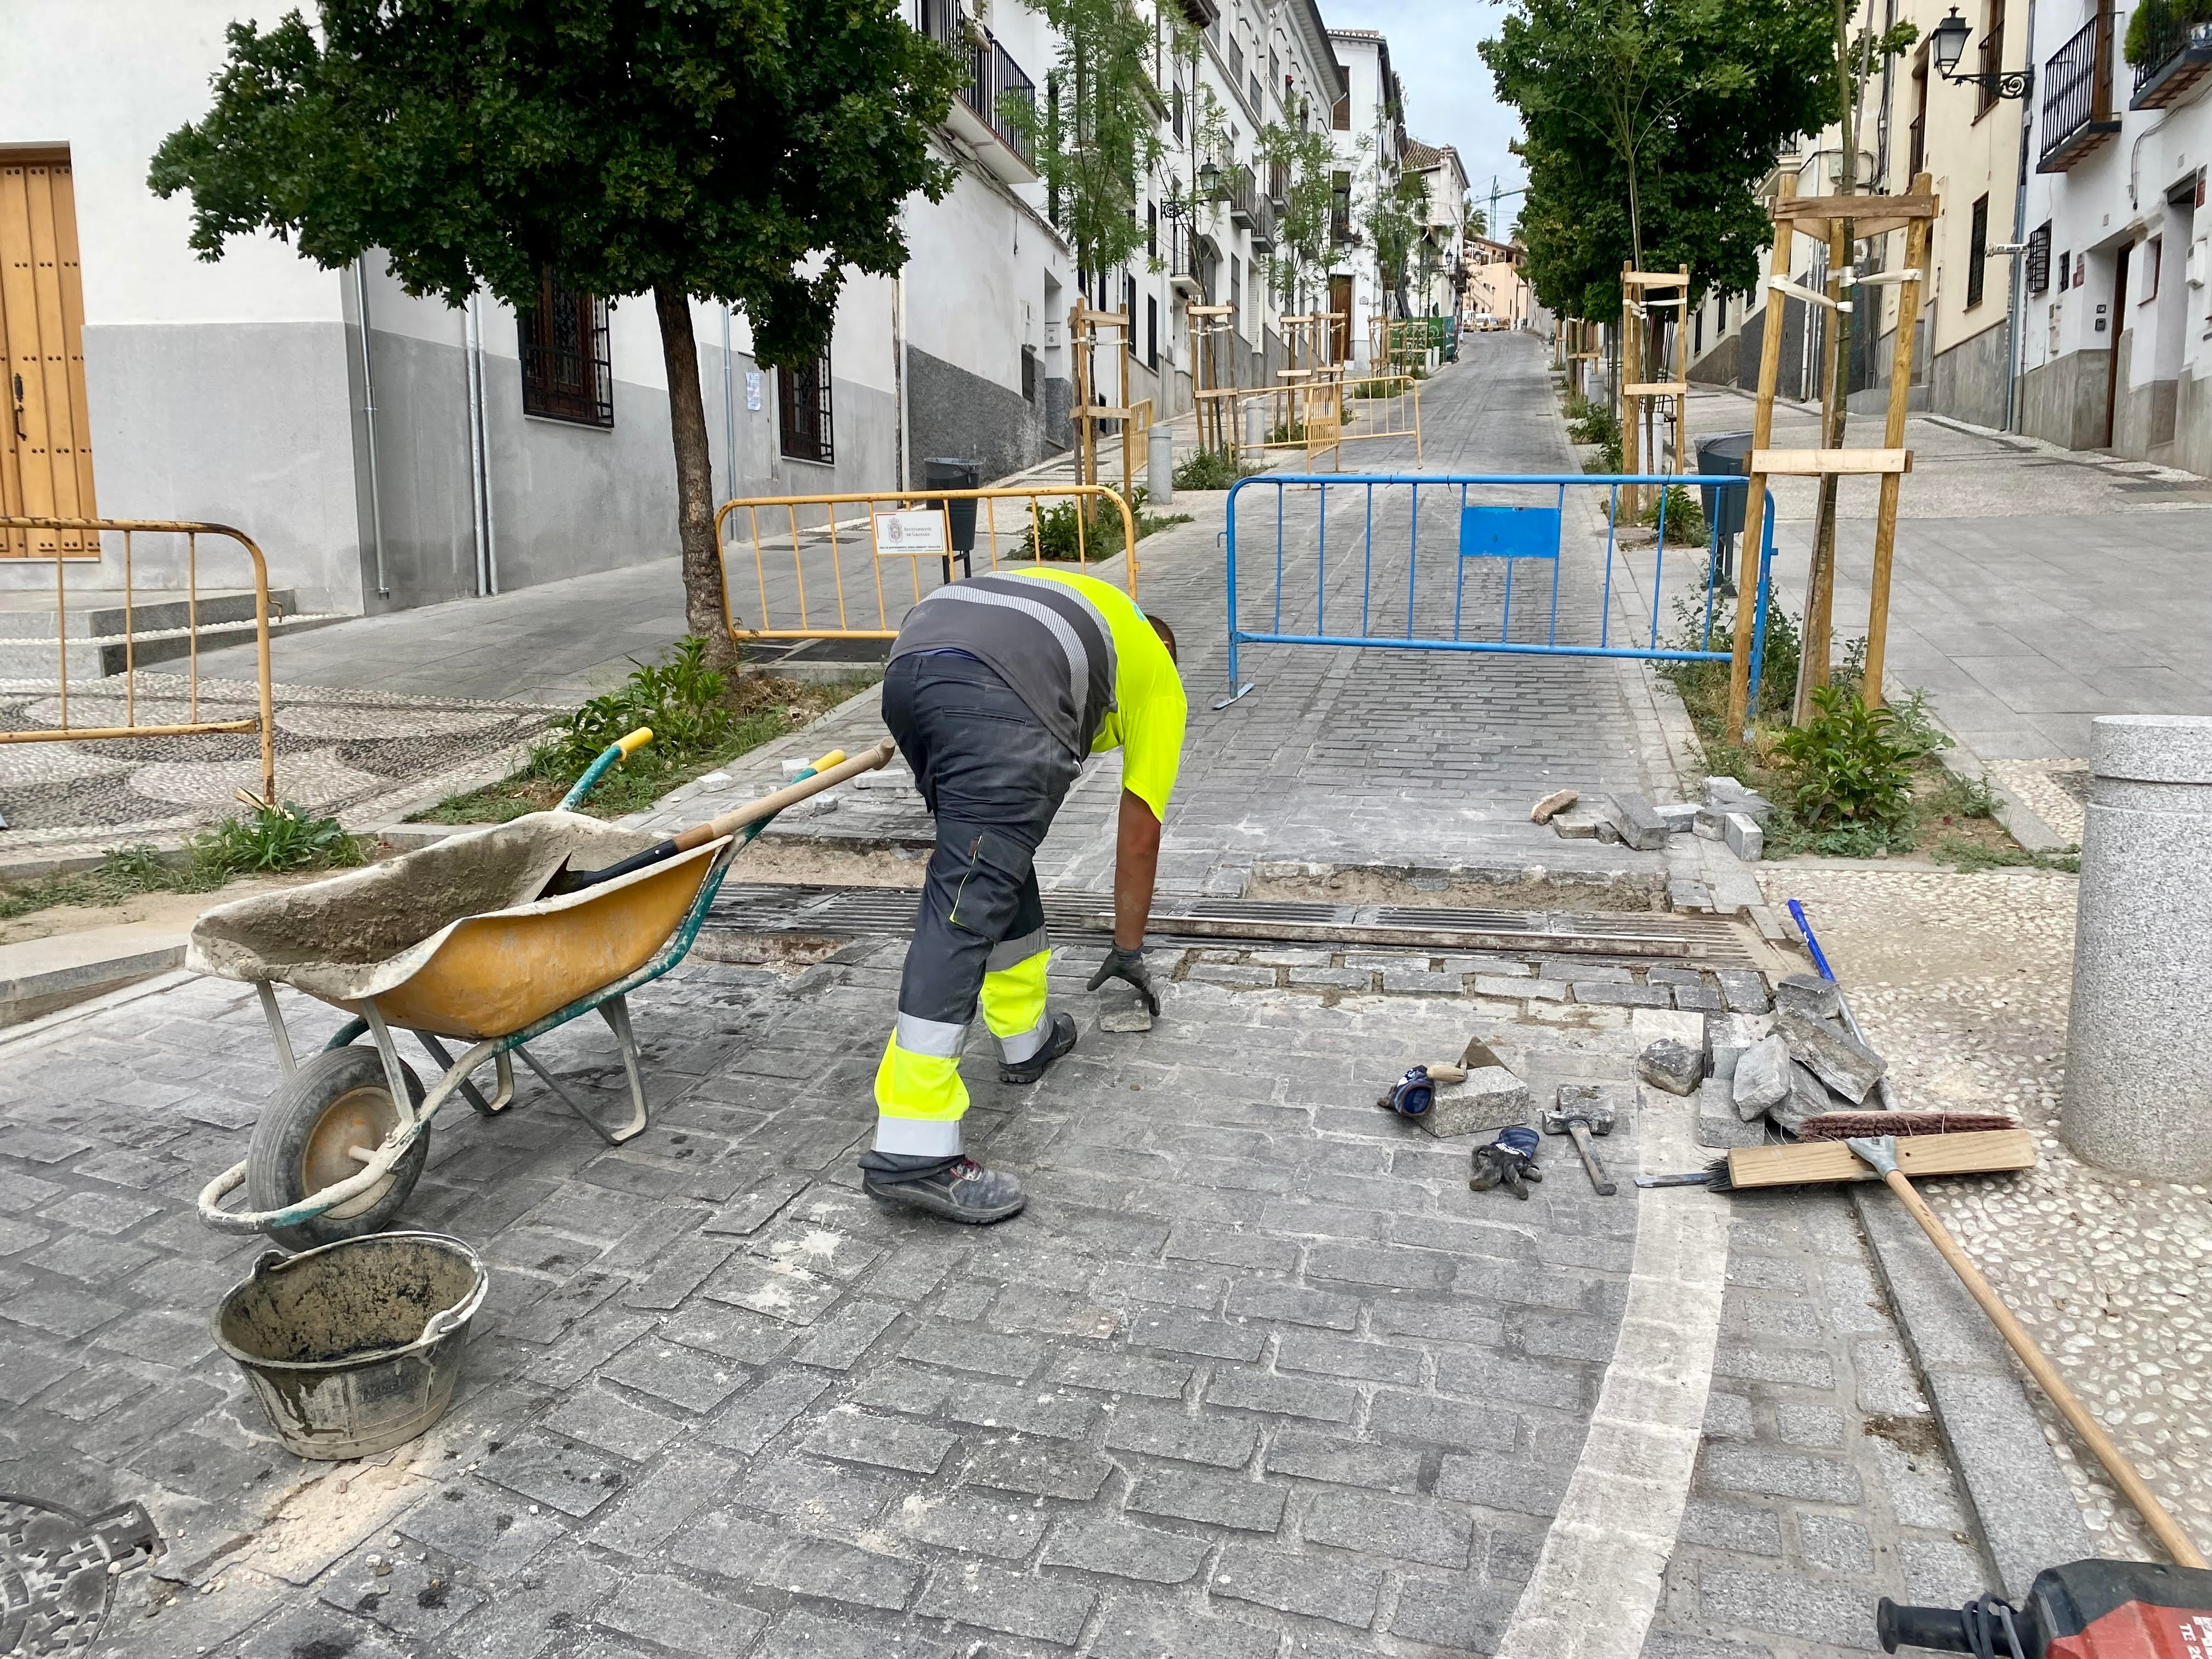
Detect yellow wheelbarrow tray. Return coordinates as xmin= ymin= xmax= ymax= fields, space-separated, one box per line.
xmin=190 ymin=738 xmax=879 ymax=1242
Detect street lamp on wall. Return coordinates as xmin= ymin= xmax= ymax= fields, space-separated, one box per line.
xmin=1197 ymin=160 xmax=1224 ymax=201
xmin=1929 ymin=7 xmax=2033 ymax=98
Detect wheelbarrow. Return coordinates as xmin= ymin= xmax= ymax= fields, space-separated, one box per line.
xmin=191 ymin=730 xmax=893 ymax=1251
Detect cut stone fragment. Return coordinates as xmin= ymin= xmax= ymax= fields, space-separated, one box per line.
xmin=1724 ymin=811 xmax=1764 ymax=863
xmin=1593 ymin=819 xmax=1622 ymax=845
xmin=1607 ymin=792 xmax=1671 ymax=851
xmin=1732 ymin=1032 xmax=1792 ymax=1120
xmin=1637 ymin=1038 xmax=1703 ymax=1096
xmin=1692 ymin=807 xmax=1728 ymax=840
xmin=1772 ymin=973 xmax=1843 ymax=1021
xmin=1551 ymin=811 xmax=1604 ymax=840
xmin=1655 ymin=802 xmax=1700 ymax=835
xmin=1704 ymin=1012 xmax=1773 ymax=1084
xmin=1776 ymin=1009 xmax=1887 ymax=1104
xmin=1716 ymin=969 xmax=1773 ymax=1013
xmin=1769 ymin=1061 xmax=1836 ymax=1137
xmin=1423 ymin=1066 xmax=1532 ymax=1138
xmin=1530 ymin=788 xmax=1579 ymax=824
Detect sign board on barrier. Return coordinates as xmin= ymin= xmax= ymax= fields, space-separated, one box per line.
xmin=872 ymin=509 xmax=950 ymax=556
xmin=1459 ymin=505 xmax=1562 ymax=561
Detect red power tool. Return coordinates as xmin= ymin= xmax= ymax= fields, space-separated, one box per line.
xmin=1880 ymin=1559 xmax=2212 ymax=1657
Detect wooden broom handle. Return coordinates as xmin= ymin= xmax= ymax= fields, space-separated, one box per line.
xmin=1881 ymin=1167 xmax=2208 ymax=1568
xmin=670 ymin=739 xmax=899 ymax=851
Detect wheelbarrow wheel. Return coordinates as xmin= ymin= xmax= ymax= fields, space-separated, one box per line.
xmin=245 ymin=1045 xmax=431 ymax=1252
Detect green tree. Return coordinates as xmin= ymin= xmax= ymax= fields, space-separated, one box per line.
xmin=1258 ymin=121 xmax=1336 ymax=311
xmin=1363 ymin=156 xmax=1430 ymax=317
xmin=1012 ymin=0 xmax=1164 ymax=286
xmin=1483 ymin=0 xmax=1836 ymax=314
xmin=148 ymin=0 xmax=961 ymax=658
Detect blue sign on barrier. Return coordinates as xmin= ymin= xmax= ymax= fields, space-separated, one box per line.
xmin=1216 ymin=471 xmax=1775 ymax=709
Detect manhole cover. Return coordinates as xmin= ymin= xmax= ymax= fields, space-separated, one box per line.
xmin=1 ymin=1496 xmax=161 ymax=1656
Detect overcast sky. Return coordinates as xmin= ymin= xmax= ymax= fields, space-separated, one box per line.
xmin=1323 ymin=0 xmax=1528 ymax=228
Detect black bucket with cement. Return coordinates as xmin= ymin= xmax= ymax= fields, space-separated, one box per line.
xmin=213 ymin=1231 xmax=487 ymax=1460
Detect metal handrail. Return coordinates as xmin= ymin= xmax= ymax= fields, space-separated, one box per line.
xmin=0 ymin=516 xmax=277 ymax=805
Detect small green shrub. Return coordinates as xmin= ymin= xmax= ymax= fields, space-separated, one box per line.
xmin=532 ymin=636 xmax=733 ymax=777
xmin=1933 ymin=838 xmax=2080 ymax=873
xmin=1172 ymin=448 xmax=1256 ymax=492
xmin=1640 ymin=484 xmax=1708 ymax=546
xmin=1566 ymin=400 xmax=1620 ymax=450
xmin=1927 ymin=768 xmax=1999 ymax=820
xmin=189 ymin=800 xmax=365 ymax=879
xmin=1267 ymin=421 xmax=1306 ymax=445
xmin=1772 ymin=685 xmax=1921 ymax=831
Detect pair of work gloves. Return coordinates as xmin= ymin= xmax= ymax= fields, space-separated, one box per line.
xmin=1086 ymin=945 xmax=1159 ymax=1015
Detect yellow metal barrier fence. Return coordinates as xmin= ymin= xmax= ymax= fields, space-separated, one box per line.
xmin=714 ymin=485 xmax=1140 ymax=642
xmin=0 ymin=516 xmax=276 ymax=805
xmin=1340 ymin=372 xmax=1425 ymax=458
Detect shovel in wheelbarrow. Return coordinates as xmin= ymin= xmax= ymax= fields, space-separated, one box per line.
xmin=538 ymin=735 xmax=900 ymax=897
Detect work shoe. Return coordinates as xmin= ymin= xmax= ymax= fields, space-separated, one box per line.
xmin=998 ymin=1012 xmax=1077 ymax=1085
xmin=861 ymin=1155 xmax=1028 ymax=1224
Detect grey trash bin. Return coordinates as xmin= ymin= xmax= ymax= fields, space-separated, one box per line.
xmin=923 ymin=457 xmax=981 ymax=579
xmin=1694 ymin=431 xmax=1756 ymax=577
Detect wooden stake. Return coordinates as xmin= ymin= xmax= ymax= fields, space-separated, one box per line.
xmin=1726 ymin=173 xmax=1799 ymax=740
xmin=1672 ymin=264 xmax=1689 ymax=487
xmin=1864 ymin=174 xmax=1935 ymax=709
xmin=1796 ymin=217 xmax=1853 ymax=723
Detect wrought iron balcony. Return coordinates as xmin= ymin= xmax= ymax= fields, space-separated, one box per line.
xmin=2130 ymin=0 xmax=2212 ymax=107
xmin=2038 ymin=12 xmax=2121 ymax=172
xmin=915 ymin=0 xmax=1036 ymax=179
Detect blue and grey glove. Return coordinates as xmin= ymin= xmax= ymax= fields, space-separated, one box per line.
xmin=1470 ymin=1126 xmax=1544 ymax=1199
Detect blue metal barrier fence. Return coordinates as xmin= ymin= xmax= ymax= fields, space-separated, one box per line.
xmin=1219 ymin=471 xmax=1776 ymax=708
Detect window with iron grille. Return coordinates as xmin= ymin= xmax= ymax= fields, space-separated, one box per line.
xmin=1148 ymin=295 xmax=1159 ymax=368
xmin=1330 ymin=171 xmax=1352 ymax=240
xmin=1022 ymin=343 xmax=1039 ymax=403
xmin=1967 ymin=194 xmax=1990 ymax=308
xmin=518 ymin=268 xmax=613 ymax=427
xmin=778 ymin=347 xmax=834 ymax=464
xmin=2026 ymin=222 xmax=2052 ymax=294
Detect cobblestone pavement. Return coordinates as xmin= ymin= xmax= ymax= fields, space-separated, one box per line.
xmin=1775 ymin=867 xmax=2210 ymax=1566
xmin=0 ymin=676 xmax=552 ymax=865
xmin=0 ymin=927 xmax=2002 ymax=1657
xmin=636 ymin=336 xmax=1684 ymax=898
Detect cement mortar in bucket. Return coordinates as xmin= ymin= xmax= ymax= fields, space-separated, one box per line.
xmin=213 ymin=1231 xmax=487 ymax=1460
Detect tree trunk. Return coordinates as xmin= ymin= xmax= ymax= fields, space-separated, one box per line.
xmin=654 ymin=283 xmax=739 ymax=668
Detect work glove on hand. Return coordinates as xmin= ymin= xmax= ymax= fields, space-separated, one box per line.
xmin=1469 ymin=1126 xmax=1544 ymax=1200
xmin=1086 ymin=946 xmax=1160 ymax=1016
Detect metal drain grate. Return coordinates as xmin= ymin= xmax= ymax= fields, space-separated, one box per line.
xmin=1 ymin=1496 xmax=160 ymax=1655
xmin=709 ymin=884 xmax=1754 ymax=963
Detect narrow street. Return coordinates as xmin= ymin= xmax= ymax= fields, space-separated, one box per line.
xmin=0 ymin=340 xmax=2134 ymax=1659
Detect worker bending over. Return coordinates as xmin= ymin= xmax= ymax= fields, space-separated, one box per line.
xmin=862 ymin=566 xmax=1185 ymax=1223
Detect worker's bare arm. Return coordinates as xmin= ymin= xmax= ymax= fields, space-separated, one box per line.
xmin=1112 ymin=788 xmax=1163 ymax=951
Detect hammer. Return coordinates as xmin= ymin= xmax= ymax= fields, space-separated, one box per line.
xmin=1542 ymin=1086 xmax=1617 ymax=1195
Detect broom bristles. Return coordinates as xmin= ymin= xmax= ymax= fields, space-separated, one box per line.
xmin=1705 ymin=1156 xmax=1737 ymax=1192
xmin=1797 ymin=1111 xmax=2016 ymax=1142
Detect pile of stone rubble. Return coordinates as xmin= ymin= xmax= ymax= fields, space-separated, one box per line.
xmin=1635 ymin=970 xmax=1889 ymax=1139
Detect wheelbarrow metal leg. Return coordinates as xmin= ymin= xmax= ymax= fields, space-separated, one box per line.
xmin=415 ymin=1032 xmax=515 ymax=1118
xmin=256 ymin=981 xmax=297 ymax=1075
xmin=512 ymin=1024 xmax=648 ymax=1148
xmin=598 ymin=995 xmax=650 ymax=1144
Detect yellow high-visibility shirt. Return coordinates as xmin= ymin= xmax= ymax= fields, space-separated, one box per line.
xmin=1015 ymin=568 xmax=1187 ymax=820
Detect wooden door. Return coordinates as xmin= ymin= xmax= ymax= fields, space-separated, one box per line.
xmin=1328 ymin=274 xmax=1352 ymax=364
xmin=1 ymin=153 xmax=98 ymax=556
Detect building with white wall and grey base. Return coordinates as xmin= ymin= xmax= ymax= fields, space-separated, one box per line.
xmin=2015 ymin=0 xmax=2212 ymax=472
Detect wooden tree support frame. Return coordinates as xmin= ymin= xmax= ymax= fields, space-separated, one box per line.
xmin=1618 ymin=264 xmax=1690 ymax=520
xmin=1186 ymin=303 xmax=1237 ymax=457
xmin=1069 ymin=303 xmax=1153 ymax=503
xmin=1726 ymin=173 xmax=1940 ymax=735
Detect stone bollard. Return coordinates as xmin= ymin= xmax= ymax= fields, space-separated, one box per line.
xmin=2062 ymin=714 xmax=2212 ymax=1179
xmin=1148 ymin=424 xmax=1174 ymax=506
xmin=1244 ymin=397 xmax=1265 ymax=453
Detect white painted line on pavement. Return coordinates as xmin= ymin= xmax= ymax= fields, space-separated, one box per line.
xmin=1491 ymin=1087 xmax=1730 ymax=1659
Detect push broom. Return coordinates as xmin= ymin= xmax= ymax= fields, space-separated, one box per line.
xmin=1649 ymin=900 xmax=2210 ymax=1588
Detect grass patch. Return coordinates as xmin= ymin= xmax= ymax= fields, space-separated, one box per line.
xmin=1931 ymin=838 xmax=2081 ymax=873
xmin=0 ymin=801 xmax=366 ymax=922
xmin=415 ymin=637 xmax=874 ymax=826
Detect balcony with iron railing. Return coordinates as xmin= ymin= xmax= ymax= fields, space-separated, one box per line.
xmin=915 ymin=0 xmax=1037 ymax=182
xmin=2039 ymin=11 xmax=2122 ymax=171
xmin=2129 ymin=0 xmax=2212 ymax=106
xmin=1223 ymin=166 xmax=1276 ymax=250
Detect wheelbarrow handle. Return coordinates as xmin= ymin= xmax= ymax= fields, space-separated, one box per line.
xmin=558 ymin=726 xmax=656 ymax=812
xmin=194 ymin=1110 xmax=429 ymax=1235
